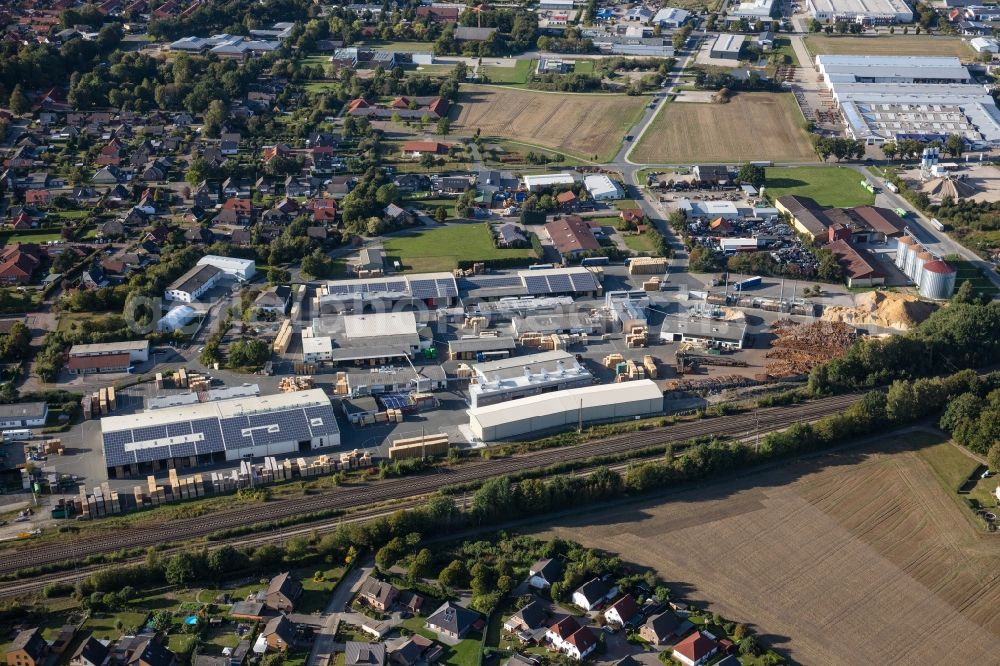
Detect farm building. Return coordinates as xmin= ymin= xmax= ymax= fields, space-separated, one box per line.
xmin=816 ymin=55 xmax=1000 ymax=145
xmin=807 ymin=0 xmax=913 ymax=24
xmin=458 ymin=266 xmax=602 ymax=300
xmin=468 ymin=350 xmax=593 ymax=408
xmin=709 ymin=34 xmax=745 ymax=60
xmin=99 ymin=389 xmax=340 ymax=476
xmin=316 ymin=272 xmax=459 ymax=313
xmin=468 ymin=380 xmax=663 ymax=442
xmin=776 ymin=196 xmax=906 ymax=243
xmin=306 ymin=311 xmax=425 ymax=365
xmin=971 ymin=37 xmax=1000 ymax=54
xmin=583 ymin=174 xmax=625 ymax=201
xmin=522 ymin=173 xmax=575 ymax=192
xmin=659 ymin=316 xmax=747 ymax=350
xmin=545 ymin=216 xmax=602 ymax=261
xmin=197 ymin=255 xmax=256 ymax=281
xmin=164 ymin=264 xmax=223 ymax=303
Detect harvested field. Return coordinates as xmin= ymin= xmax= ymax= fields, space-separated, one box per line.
xmin=822 ymin=290 xmax=939 ymax=330
xmin=630 ymin=92 xmax=815 ymax=164
xmin=765 ymin=319 xmax=856 ymax=376
xmin=804 ymin=35 xmax=974 ymax=59
xmin=453 ymin=85 xmax=649 ymax=161
xmin=527 ymin=432 xmax=1000 ymax=664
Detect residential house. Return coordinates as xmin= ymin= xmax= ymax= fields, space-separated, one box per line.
xmin=562 ymin=627 xmax=597 ymax=661
xmin=358 ymin=579 xmax=399 ymax=612
xmin=401 ymin=141 xmax=449 ymax=156
xmin=254 ymin=285 xmax=291 ymax=313
xmin=528 ymin=558 xmax=562 ymax=589
xmin=70 ymin=637 xmax=109 ymax=666
xmin=383 ymin=204 xmax=414 ymax=226
xmin=306 ymin=226 xmax=329 ymax=242
xmin=184 ymin=227 xmax=214 ymax=244
xmin=495 ymin=223 xmax=527 ymax=248
xmin=425 ymin=602 xmax=481 ymax=641
xmin=671 ymin=631 xmax=720 ymax=666
xmin=326 ymin=176 xmax=354 ymax=199
xmin=284 ymin=176 xmax=313 ymax=197
xmin=571 ymin=578 xmax=614 ymax=611
xmin=503 ymin=600 xmax=548 ymax=639
xmin=215 ymin=198 xmax=254 ymax=226
xmin=619 ymin=208 xmax=645 ymax=226
xmin=6 ymin=628 xmax=47 ymax=666
xmin=265 ymin=572 xmax=303 ymax=612
xmin=344 ymin=642 xmax=385 ymax=666
xmin=639 ymin=611 xmax=690 ymax=646
xmin=0 ymin=243 xmax=42 ymax=285
xmin=255 ymin=176 xmax=276 ymax=195
xmin=261 ymin=615 xmax=296 ymax=653
xmin=555 ymin=190 xmax=578 ymax=210
xmin=393 ymin=174 xmax=430 ymax=193
xmin=24 ymin=190 xmax=48 ymax=206
xmin=692 ymin=165 xmax=730 ymax=186
xmin=389 ymin=635 xmax=438 ymax=666
xmin=544 ymin=216 xmax=600 ymax=262
xmin=398 ymin=591 xmax=425 ymax=615
xmin=126 ymin=638 xmax=176 ymax=666
xmin=604 ymin=595 xmax=641 ymax=627
xmin=93 ymin=166 xmax=124 ymax=184
xmin=222 ymin=177 xmax=252 ymax=199
xmin=544 ymin=616 xmax=580 ymax=649
xmin=416 ymin=5 xmax=459 ymax=22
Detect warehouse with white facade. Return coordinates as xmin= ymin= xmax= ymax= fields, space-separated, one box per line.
xmin=100 ymin=389 xmax=340 ymax=475
xmin=165 ymin=264 xmax=223 ymax=302
xmin=816 ymin=55 xmax=1000 ymax=146
xmin=729 ymin=0 xmax=776 ymax=19
xmin=305 ymin=311 xmax=425 ymax=365
xmin=522 ymin=173 xmax=575 ymax=192
xmin=807 ymin=0 xmax=913 ymax=24
xmin=197 ymin=255 xmax=257 ymax=281
xmin=468 ymin=380 xmax=663 ymax=442
xmin=583 ymin=174 xmax=625 ymax=201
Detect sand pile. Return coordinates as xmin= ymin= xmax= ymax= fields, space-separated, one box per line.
xmin=821 ymin=291 xmax=939 ymax=330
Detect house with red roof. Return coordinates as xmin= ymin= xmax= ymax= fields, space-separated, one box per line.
xmin=672 ymin=631 xmax=720 ymax=666
xmin=604 ymin=594 xmax=641 ymax=627
xmin=562 ymin=627 xmax=597 ymax=661
xmin=0 ymin=243 xmax=42 ymax=285
xmin=401 ymin=141 xmax=450 ymax=156
xmin=544 ymin=616 xmax=581 ymax=649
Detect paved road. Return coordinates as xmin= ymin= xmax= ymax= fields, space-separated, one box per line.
xmin=307 ymin=563 xmax=373 ymax=666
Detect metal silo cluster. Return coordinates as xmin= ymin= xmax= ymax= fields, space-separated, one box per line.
xmin=894 ymin=233 xmax=957 ymax=300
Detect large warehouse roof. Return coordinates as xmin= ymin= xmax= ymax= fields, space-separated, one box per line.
xmin=101 ymin=389 xmax=338 ymax=467
xmin=468 ymin=380 xmax=663 ymax=430
xmin=459 ymin=266 xmax=600 ymax=299
xmin=807 ymin=0 xmax=913 ymax=20
xmin=321 ymin=272 xmax=458 ymax=301
xmin=69 ymin=340 xmax=150 ymax=356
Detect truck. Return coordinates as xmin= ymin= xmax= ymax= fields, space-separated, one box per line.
xmin=895 ymin=207 xmax=908 ymax=218
xmin=2 ymin=429 xmax=31 ymax=442
xmin=732 ymin=276 xmax=762 ymax=292
xmin=885 ymin=181 xmax=899 ymax=193
xmin=930 ymin=217 xmax=946 ymax=231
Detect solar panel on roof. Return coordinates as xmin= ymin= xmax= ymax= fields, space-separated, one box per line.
xmin=436 ymin=278 xmax=458 ymax=297
xmin=167 ymin=422 xmax=192 ymax=437
xmin=546 ymin=274 xmax=572 ymax=292
xmin=408 ymin=278 xmax=438 ymax=299
xmin=523 ymin=275 xmax=549 ymax=294
xmin=379 ymin=394 xmax=409 ymax=410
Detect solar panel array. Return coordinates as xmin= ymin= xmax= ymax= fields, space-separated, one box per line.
xmin=460 ymin=275 xmax=523 ymax=290
xmin=326 ymin=279 xmax=408 ymax=296
xmin=102 ymin=401 xmax=339 ymax=467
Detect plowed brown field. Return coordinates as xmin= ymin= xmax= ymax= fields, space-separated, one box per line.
xmin=529 ymin=432 xmax=1000 ymax=664
xmin=452 ymin=85 xmax=649 ymax=161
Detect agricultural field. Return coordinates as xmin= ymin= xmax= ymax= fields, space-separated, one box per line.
xmin=381 ymin=222 xmax=537 ymax=272
xmin=453 ymin=85 xmax=649 ymax=161
xmin=804 ymin=35 xmax=974 ymax=59
xmin=630 ymin=92 xmax=815 ymax=164
xmin=529 ymin=431 xmax=1000 ymax=664
xmin=765 ymin=166 xmax=877 ymax=208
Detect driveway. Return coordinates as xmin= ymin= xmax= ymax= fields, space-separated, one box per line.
xmin=307 ymin=562 xmax=373 ymax=666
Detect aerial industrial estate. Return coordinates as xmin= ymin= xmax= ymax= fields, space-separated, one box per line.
xmin=0 ymin=0 xmax=999 ymax=664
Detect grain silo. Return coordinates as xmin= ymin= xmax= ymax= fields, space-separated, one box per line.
xmin=911 ymin=250 xmax=932 ymax=286
xmin=918 ymin=260 xmax=957 ymax=300
xmin=895 ymin=235 xmax=914 ymax=271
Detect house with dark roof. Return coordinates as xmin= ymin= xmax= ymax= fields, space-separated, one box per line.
xmin=516 ymin=563 xmax=558 ymax=596
xmin=261 ymin=615 xmax=296 ymax=653
xmin=6 ymin=628 xmax=47 ymax=666
xmin=639 ymin=611 xmax=690 ymax=645
xmin=389 ymin=635 xmax=438 ymax=666
xmin=265 ymin=572 xmax=302 ymax=612
xmin=344 ymin=642 xmax=385 ymax=666
xmin=425 ymin=601 xmax=481 ymax=640
xmin=70 ymin=637 xmax=109 ymax=666
xmin=774 ymin=195 xmax=830 ymax=241
xmin=692 ymin=165 xmax=730 ymax=185
xmin=358 ymin=579 xmax=399 ymax=611
xmin=503 ymin=599 xmax=548 ymax=635
xmin=126 ymin=638 xmax=175 ymax=666
xmin=571 ymin=577 xmax=615 ymax=611
xmin=823 ymin=239 xmax=885 ymax=287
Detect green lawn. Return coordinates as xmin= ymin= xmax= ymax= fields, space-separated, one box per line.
xmin=84 ymin=611 xmax=150 ymax=640
xmin=612 ymin=199 xmax=640 ymax=210
xmin=943 ymin=256 xmax=999 ymax=301
xmin=382 ymin=223 xmax=537 ymax=272
xmin=0 ymin=231 xmax=63 ymax=244
xmin=917 ymin=439 xmax=977 ymax=491
xmin=482 ymin=59 xmax=535 ymax=85
xmin=764 ymin=166 xmax=876 ymax=208
xmin=622 ymin=232 xmax=657 ymax=254
xmin=396 ymin=617 xmax=482 ymax=666
xmin=771 ymin=38 xmax=800 ymax=67
xmin=574 ymin=60 xmax=595 ymax=75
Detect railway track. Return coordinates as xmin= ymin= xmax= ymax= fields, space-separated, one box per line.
xmin=0 ymin=393 xmax=860 ymax=581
